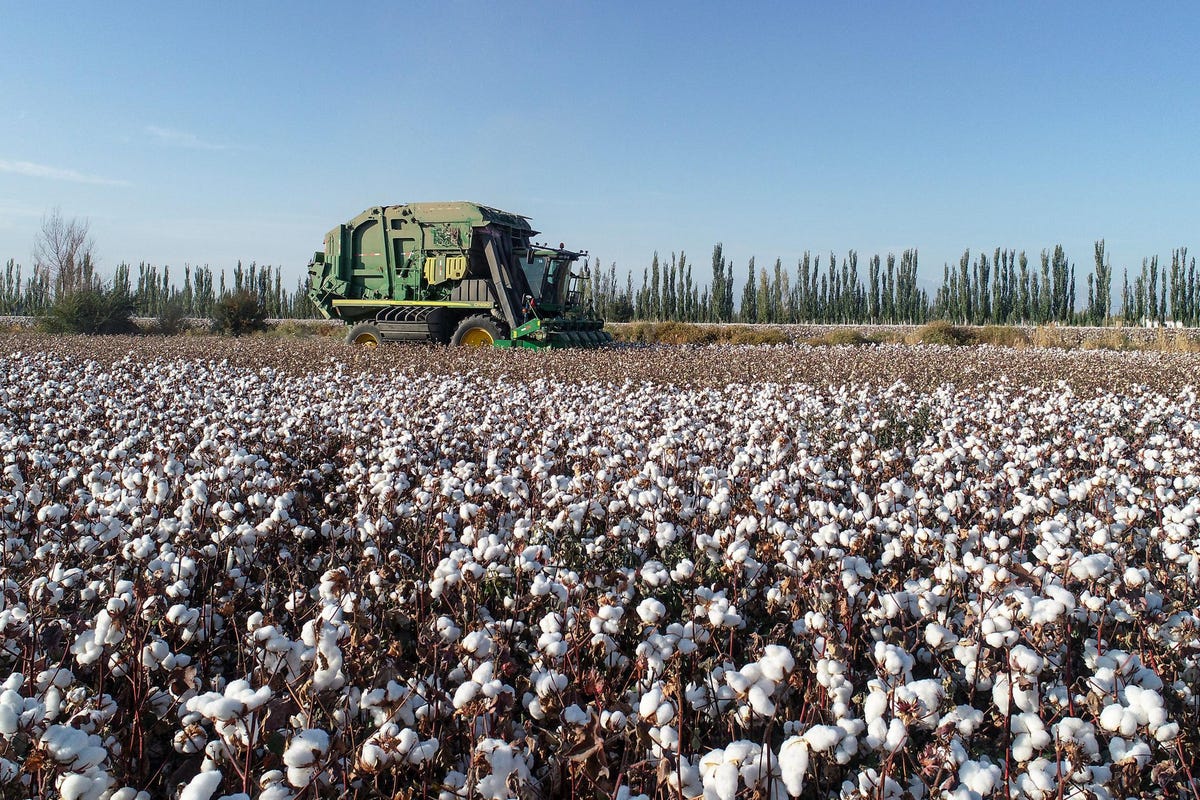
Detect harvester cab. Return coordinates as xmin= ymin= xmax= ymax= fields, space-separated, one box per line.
xmin=521 ymin=243 xmax=586 ymax=313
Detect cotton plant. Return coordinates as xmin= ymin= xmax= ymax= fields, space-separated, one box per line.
xmin=3 ymin=338 xmax=1200 ymax=797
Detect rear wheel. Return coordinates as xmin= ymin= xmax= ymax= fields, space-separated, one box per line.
xmin=347 ymin=322 xmax=383 ymax=348
xmin=451 ymin=315 xmax=505 ymax=347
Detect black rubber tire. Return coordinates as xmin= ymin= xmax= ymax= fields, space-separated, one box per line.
xmin=346 ymin=322 xmax=384 ymax=348
xmin=450 ymin=315 xmax=506 ymax=347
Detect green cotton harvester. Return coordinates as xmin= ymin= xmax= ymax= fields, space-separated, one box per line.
xmin=307 ymin=202 xmax=611 ymax=348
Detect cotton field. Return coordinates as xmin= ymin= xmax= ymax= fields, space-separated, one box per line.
xmin=1 ymin=335 xmax=1199 ymax=800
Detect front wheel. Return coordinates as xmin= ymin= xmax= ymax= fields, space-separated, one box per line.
xmin=346 ymin=322 xmax=384 ymax=348
xmin=450 ymin=315 xmax=505 ymax=347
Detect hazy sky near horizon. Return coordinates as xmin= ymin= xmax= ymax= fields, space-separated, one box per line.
xmin=1 ymin=2 xmax=1197 ymax=289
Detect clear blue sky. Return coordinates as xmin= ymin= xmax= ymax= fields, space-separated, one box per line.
xmin=1 ymin=2 xmax=1197 ymax=292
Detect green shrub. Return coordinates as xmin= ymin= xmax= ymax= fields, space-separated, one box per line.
xmin=611 ymin=322 xmax=720 ymax=345
xmin=271 ymin=319 xmax=316 ymax=338
xmin=725 ymin=327 xmax=790 ymax=345
xmin=616 ymin=322 xmax=797 ymax=346
xmin=658 ymin=322 xmax=720 ymax=345
xmin=156 ymin=300 xmax=189 ymax=335
xmin=1030 ymin=325 xmax=1073 ymax=349
xmin=1150 ymin=329 xmax=1200 ymax=353
xmin=1080 ymin=330 xmax=1132 ymax=351
xmin=907 ymin=320 xmax=971 ymax=346
xmin=211 ymin=291 xmax=267 ymax=336
xmin=40 ymin=287 xmax=138 ymax=335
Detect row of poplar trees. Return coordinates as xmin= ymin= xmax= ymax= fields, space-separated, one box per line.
xmin=4 ymin=240 xmax=1197 ymax=327
xmin=585 ymin=241 xmax=1197 ymax=326
xmin=0 ymin=259 xmax=315 ymax=318
xmin=586 ymin=245 xmax=928 ymax=324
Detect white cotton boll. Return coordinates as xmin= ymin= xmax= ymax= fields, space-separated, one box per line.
xmin=1069 ymin=553 xmax=1112 ymax=581
xmin=637 ymin=598 xmax=666 ymax=625
xmin=873 ymin=641 xmax=913 ymax=677
xmin=141 ymin=639 xmax=170 ymax=669
xmin=37 ymin=668 xmax=74 ymax=690
xmin=953 ymin=641 xmax=980 ymax=670
xmin=738 ymin=663 xmax=763 ymax=686
xmin=1052 ymin=717 xmax=1099 ymax=755
xmin=453 ymin=681 xmax=480 ymax=709
xmin=471 ymin=661 xmax=496 ymax=687
xmin=833 ymin=726 xmax=859 ymax=765
xmin=1098 ymin=703 xmax=1138 ymax=737
xmin=108 ymin=791 xmax=149 ymax=800
xmin=535 ymin=671 xmax=568 ymax=698
xmin=475 ymin=739 xmax=531 ymax=800
xmin=1155 ymin=722 xmax=1180 ymax=742
xmin=991 ymin=675 xmax=1015 ymax=716
xmin=358 ymin=742 xmax=386 ymax=771
xmin=725 ymin=670 xmax=752 ymax=695
xmin=896 ymin=679 xmax=944 ymax=728
xmin=639 ymin=684 xmax=665 ymax=720
xmin=178 ymin=771 xmax=224 ymax=800
xmin=394 ymin=727 xmax=419 ymax=757
xmin=708 ymin=761 xmax=739 ymax=800
xmin=958 ymin=760 xmax=1001 ymax=796
xmin=1124 ymin=685 xmax=1166 ymax=727
xmin=58 ymin=774 xmax=103 ymax=800
xmin=174 ymin=727 xmax=207 ymax=754
xmin=435 ymin=616 xmax=461 ymax=643
xmin=283 ymin=729 xmax=329 ymax=788
xmin=737 ymin=745 xmax=768 ymax=787
xmin=802 ymin=725 xmax=842 ymax=753
xmin=778 ymin=736 xmax=809 ymax=797
xmin=1010 ymin=713 xmax=1050 ymax=762
xmin=1008 ymin=645 xmax=1044 ymax=676
xmin=864 ymin=686 xmax=890 ymax=724
xmin=1016 ymin=758 xmax=1056 ymax=799
xmin=759 ymin=645 xmax=795 ymax=682
xmin=310 ymin=624 xmax=345 ymax=692
xmin=698 ymin=747 xmax=725 ymax=779
xmin=461 ymin=629 xmax=493 ymax=658
xmin=1109 ymin=737 xmax=1151 ymax=767
xmin=982 ymin=615 xmax=1017 ymax=648
xmin=406 ymin=737 xmax=439 ymax=765
xmin=41 ymin=725 xmax=106 ymax=770
xmin=285 ymin=767 xmax=315 ymax=791
xmin=720 ymin=610 xmax=744 ymax=628
xmin=747 ymin=683 xmax=775 ymax=717
xmin=1030 ymin=596 xmax=1066 ymax=625
xmin=670 ymin=559 xmax=695 ymax=581
xmin=257 ymin=774 xmax=292 ymax=800
xmin=0 ymin=705 xmax=16 ymax=736
xmin=563 ymin=704 xmax=589 ymax=725
xmin=924 ymin=623 xmax=957 ymax=649
xmin=229 ymin=682 xmax=272 ymax=713
xmin=883 ymin=718 xmax=907 ymax=752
